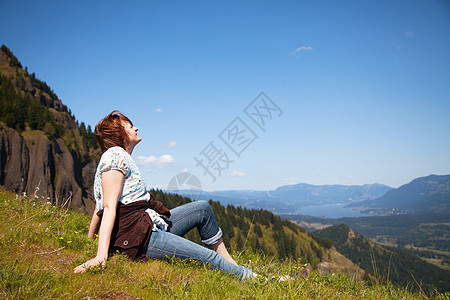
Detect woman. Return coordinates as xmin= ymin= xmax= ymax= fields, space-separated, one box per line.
xmin=74 ymin=111 xmax=253 ymax=280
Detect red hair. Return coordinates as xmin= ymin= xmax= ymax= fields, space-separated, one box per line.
xmin=95 ymin=111 xmax=133 ymax=153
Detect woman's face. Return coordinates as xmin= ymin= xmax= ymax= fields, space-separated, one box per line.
xmin=123 ymin=121 xmax=142 ymax=148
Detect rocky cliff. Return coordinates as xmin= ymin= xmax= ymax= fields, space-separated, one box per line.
xmin=0 ymin=45 xmax=98 ymax=214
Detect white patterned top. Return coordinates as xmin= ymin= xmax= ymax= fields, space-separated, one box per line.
xmin=94 ymin=146 xmax=168 ymax=231
xmin=94 ymin=146 xmax=149 ymax=210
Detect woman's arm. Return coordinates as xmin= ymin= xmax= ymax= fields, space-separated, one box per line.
xmin=74 ymin=169 xmax=124 ymax=273
xmin=88 ymin=207 xmax=100 ymax=239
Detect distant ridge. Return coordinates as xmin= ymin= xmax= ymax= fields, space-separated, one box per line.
xmin=174 ymin=182 xmax=392 ymax=214
xmin=184 ymin=174 xmax=450 ymax=216
xmin=348 ymin=174 xmax=450 ymax=214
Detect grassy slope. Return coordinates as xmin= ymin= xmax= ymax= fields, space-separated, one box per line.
xmin=0 ymin=189 xmax=442 ymax=299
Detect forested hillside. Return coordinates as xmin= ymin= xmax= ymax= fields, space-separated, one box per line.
xmin=315 ymin=224 xmax=450 ymax=294
xmin=0 ymin=45 xmax=100 ymax=213
xmin=284 ymin=212 xmax=450 ymax=270
xmin=0 ymin=45 xmax=98 ymax=150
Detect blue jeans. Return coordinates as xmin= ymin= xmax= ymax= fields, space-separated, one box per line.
xmin=142 ymin=200 xmax=252 ymax=280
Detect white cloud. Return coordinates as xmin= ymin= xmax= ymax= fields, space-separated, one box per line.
xmin=138 ymin=155 xmax=158 ymax=164
xmin=404 ymin=31 xmax=415 ymax=38
xmin=162 ymin=141 xmax=177 ymax=148
xmin=136 ymin=154 xmax=175 ymax=165
xmin=289 ymin=46 xmax=313 ymax=55
xmin=155 ymin=108 xmax=163 ymax=113
xmin=159 ymin=154 xmax=175 ymax=164
xmin=229 ymin=170 xmax=245 ymax=177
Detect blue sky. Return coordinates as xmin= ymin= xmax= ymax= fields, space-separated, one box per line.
xmin=1 ymin=0 xmax=449 ymax=191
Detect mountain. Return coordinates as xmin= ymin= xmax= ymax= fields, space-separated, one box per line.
xmin=0 ymin=45 xmax=100 ymax=214
xmin=179 ymin=183 xmax=392 ymax=214
xmin=348 ymin=174 xmax=450 ymax=214
xmin=271 ymin=182 xmax=392 ymax=205
xmin=315 ymin=224 xmax=450 ymax=294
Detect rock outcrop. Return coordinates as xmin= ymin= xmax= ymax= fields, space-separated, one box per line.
xmin=0 ymin=45 xmax=99 ymax=214
xmin=0 ymin=123 xmax=97 ymax=214
xmin=0 ymin=126 xmax=29 ymax=193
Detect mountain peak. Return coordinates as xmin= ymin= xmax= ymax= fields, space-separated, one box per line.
xmin=349 ymin=174 xmax=450 ymax=214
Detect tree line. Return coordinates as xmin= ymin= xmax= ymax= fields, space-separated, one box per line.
xmin=0 ymin=45 xmax=98 ymax=153
xmin=0 ymin=73 xmax=65 ymax=136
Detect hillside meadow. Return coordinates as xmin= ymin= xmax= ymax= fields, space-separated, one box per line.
xmin=0 ymin=189 xmax=446 ymax=299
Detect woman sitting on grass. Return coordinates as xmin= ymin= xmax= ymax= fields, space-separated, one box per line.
xmin=73 ymin=111 xmax=254 ymax=280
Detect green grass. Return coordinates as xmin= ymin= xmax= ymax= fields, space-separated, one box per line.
xmin=0 ymin=189 xmax=447 ymax=299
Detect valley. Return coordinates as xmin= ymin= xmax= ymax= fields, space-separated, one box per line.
xmin=283 ymin=213 xmax=450 ymax=271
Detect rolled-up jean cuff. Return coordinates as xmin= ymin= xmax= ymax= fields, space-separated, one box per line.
xmin=201 ymin=228 xmax=223 ymax=246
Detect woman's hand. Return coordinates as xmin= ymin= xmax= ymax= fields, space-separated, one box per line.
xmin=73 ymin=255 xmax=106 ymax=273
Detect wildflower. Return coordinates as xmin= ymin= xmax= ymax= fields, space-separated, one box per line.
xmin=74 ymin=231 xmax=79 ymax=234
xmin=60 ymin=237 xmax=64 ymax=239
xmin=67 ymin=241 xmax=72 ymax=244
